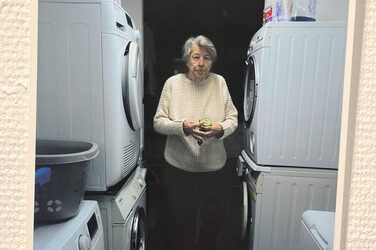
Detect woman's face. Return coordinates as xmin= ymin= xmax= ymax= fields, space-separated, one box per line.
xmin=186 ymin=44 xmax=213 ymax=83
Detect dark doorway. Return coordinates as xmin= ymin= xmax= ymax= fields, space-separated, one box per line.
xmin=143 ymin=1 xmax=264 ymax=249
xmin=143 ymin=0 xmax=263 ymax=161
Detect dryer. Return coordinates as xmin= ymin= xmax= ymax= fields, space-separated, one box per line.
xmin=86 ymin=166 xmax=147 ymax=250
xmin=243 ymin=22 xmax=347 ymax=169
xmin=34 ymin=200 xmax=105 ymax=250
xmin=37 ymin=0 xmax=143 ymax=191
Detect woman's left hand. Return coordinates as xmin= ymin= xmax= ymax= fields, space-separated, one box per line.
xmin=197 ymin=122 xmax=224 ymax=140
xmin=208 ymin=122 xmax=224 ymax=138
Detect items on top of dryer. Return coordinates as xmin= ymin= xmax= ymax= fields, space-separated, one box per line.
xmin=263 ymin=0 xmax=349 ymax=23
xmin=263 ymin=0 xmax=294 ymax=23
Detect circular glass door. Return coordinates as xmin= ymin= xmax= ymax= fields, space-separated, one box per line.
xmin=131 ymin=206 xmax=146 ymax=250
xmin=243 ymin=56 xmax=256 ymax=127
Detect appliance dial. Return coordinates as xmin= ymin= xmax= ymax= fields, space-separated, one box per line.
xmin=137 ymin=178 xmax=144 ymax=188
xmin=78 ymin=234 xmax=91 ymax=250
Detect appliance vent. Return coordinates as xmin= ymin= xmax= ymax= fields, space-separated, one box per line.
xmin=122 ymin=142 xmax=137 ymax=177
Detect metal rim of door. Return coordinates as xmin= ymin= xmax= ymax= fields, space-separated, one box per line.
xmin=243 ymin=55 xmax=257 ymax=127
xmin=130 ymin=206 xmax=146 ymax=250
xmin=122 ymin=41 xmax=143 ymax=131
xmin=240 ymin=181 xmax=249 ymax=240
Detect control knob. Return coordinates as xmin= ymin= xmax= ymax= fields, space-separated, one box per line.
xmin=137 ymin=178 xmax=144 ymax=188
xmin=78 ymin=234 xmax=91 ymax=250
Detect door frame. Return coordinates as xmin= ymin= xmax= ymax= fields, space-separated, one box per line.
xmin=22 ymin=0 xmax=364 ymax=249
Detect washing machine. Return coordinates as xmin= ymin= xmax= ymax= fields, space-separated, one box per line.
xmin=37 ymin=0 xmax=144 ymax=191
xmin=243 ymin=22 xmax=347 ymax=169
xmin=85 ymin=166 xmax=147 ymax=250
xmin=34 ymin=200 xmax=105 ymax=250
xmin=236 ymin=153 xmax=337 ymax=250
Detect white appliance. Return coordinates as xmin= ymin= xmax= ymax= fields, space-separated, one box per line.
xmin=299 ymin=210 xmax=335 ymax=250
xmin=34 ymin=200 xmax=105 ymax=250
xmin=86 ymin=167 xmax=147 ymax=250
xmin=37 ymin=0 xmax=143 ymax=191
xmin=236 ymin=153 xmax=337 ymax=250
xmin=243 ymin=22 xmax=347 ymax=169
xmin=122 ymin=0 xmax=145 ymax=159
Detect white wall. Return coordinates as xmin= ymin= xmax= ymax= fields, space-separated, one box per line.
xmin=0 ymin=0 xmax=37 ymax=249
xmin=334 ymin=0 xmax=376 ymax=249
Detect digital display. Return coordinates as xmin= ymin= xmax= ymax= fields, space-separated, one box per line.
xmin=87 ymin=213 xmax=98 ymax=239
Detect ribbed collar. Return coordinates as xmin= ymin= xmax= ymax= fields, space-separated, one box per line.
xmin=180 ymin=73 xmax=213 ymax=87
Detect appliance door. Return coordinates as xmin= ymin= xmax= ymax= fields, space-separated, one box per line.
xmin=131 ymin=206 xmax=146 ymax=250
xmin=237 ymin=156 xmax=253 ymax=248
xmin=247 ymin=180 xmax=257 ymax=250
xmin=243 ymin=55 xmax=257 ymax=127
xmin=237 ymin=153 xmax=268 ymax=250
xmin=122 ymin=41 xmax=143 ymax=131
xmin=239 ymin=181 xmax=249 ymax=240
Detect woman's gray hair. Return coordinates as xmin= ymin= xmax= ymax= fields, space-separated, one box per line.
xmin=182 ymin=35 xmax=217 ymax=63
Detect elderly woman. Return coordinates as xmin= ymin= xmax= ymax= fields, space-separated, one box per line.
xmin=154 ymin=35 xmax=238 ymax=250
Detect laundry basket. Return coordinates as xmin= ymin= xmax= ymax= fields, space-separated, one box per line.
xmin=34 ymin=139 xmax=99 ymax=223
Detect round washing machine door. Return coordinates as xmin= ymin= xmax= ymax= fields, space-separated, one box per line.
xmin=131 ymin=206 xmax=146 ymax=250
xmin=239 ymin=178 xmax=256 ymax=249
xmin=122 ymin=41 xmax=143 ymax=131
xmin=243 ymin=56 xmax=257 ymax=127
xmin=240 ymin=181 xmax=249 ymax=240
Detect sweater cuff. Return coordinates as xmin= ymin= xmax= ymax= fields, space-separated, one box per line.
xmin=176 ymin=119 xmax=187 ymax=137
xmin=219 ymin=122 xmax=232 ymax=139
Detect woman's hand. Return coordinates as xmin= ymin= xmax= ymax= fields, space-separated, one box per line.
xmin=183 ymin=120 xmax=224 ymax=144
xmin=183 ymin=120 xmax=205 ymax=141
xmin=204 ymin=122 xmax=224 ymax=139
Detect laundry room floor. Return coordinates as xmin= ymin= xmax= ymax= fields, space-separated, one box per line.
xmin=145 ymin=125 xmax=245 ymax=250
xmin=145 ymin=159 xmax=244 ymax=250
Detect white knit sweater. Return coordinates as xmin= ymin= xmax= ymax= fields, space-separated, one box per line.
xmin=153 ymin=73 xmax=238 ymax=172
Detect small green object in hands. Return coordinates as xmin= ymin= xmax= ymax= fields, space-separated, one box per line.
xmin=199 ymin=118 xmax=212 ymax=126
xmin=198 ymin=118 xmax=212 ymax=133
xmin=197 ymin=118 xmax=212 ymax=145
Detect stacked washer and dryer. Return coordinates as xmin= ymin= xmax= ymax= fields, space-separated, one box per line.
xmin=237 ymin=21 xmax=347 ymax=250
xmin=35 ymin=0 xmax=146 ymax=249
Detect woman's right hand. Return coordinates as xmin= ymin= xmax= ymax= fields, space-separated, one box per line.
xmin=183 ymin=120 xmax=206 ymax=142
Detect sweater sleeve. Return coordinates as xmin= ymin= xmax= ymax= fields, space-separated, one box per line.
xmin=153 ymin=79 xmax=186 ymax=136
xmin=219 ymin=79 xmax=238 ymax=139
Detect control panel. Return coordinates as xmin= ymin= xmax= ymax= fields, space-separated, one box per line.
xmin=115 ymin=167 xmax=146 ymax=220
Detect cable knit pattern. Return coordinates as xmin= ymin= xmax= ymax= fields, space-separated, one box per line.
xmin=154 ymin=73 xmax=238 ymax=172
